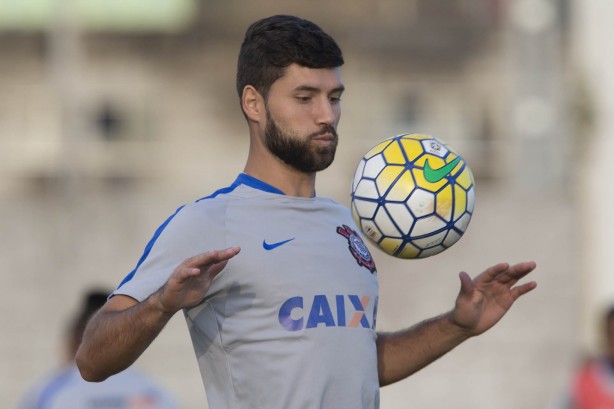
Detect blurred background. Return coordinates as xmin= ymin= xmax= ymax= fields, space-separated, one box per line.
xmin=1 ymin=0 xmax=612 ymax=408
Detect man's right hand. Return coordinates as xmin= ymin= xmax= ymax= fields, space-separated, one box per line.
xmin=156 ymin=246 xmax=241 ymax=313
xmin=77 ymin=246 xmax=240 ymax=382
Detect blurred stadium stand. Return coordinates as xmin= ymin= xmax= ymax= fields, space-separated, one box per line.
xmin=0 ymin=0 xmax=548 ymax=185
xmin=0 ymin=2 xmax=591 ymax=409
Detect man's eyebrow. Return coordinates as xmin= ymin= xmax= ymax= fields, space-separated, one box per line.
xmin=293 ymin=85 xmax=345 ymax=94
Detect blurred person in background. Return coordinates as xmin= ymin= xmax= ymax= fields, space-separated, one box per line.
xmin=16 ymin=289 xmax=179 ymax=409
xmin=549 ymin=305 xmax=614 ymax=409
xmin=75 ymin=14 xmax=537 ymax=409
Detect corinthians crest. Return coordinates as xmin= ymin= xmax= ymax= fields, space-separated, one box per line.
xmin=336 ymin=225 xmax=377 ymax=274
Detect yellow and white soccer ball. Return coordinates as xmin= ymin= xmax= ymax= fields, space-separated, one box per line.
xmin=351 ymin=133 xmax=475 ymax=259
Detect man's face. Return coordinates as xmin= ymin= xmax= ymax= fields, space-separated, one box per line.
xmin=263 ymin=64 xmax=344 ymax=173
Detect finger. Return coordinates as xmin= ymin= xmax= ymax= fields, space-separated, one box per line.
xmin=474 ymin=262 xmax=510 ymax=284
xmin=203 ymin=259 xmax=230 ymax=281
xmin=510 ymin=280 xmax=538 ymax=300
xmin=498 ymin=261 xmax=538 ymax=286
xmin=507 ymin=261 xmax=537 ymax=278
xmin=458 ymin=271 xmax=474 ymax=296
xmin=183 ymin=247 xmax=241 ymax=269
xmin=482 ymin=261 xmax=537 ymax=286
xmin=169 ymin=265 xmax=203 ymax=287
xmin=204 ymin=246 xmax=242 ymax=266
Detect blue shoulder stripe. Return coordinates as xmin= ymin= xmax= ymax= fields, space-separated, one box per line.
xmin=117 ymin=177 xmax=242 ymax=290
xmin=196 ymin=173 xmax=284 ymax=202
xmin=117 ymin=174 xmax=282 ymax=289
xmin=196 ymin=184 xmax=239 ymax=202
xmin=116 ymin=205 xmax=185 ymax=290
xmin=233 ymin=173 xmax=285 ymax=195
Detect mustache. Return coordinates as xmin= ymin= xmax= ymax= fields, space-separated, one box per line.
xmin=309 ymin=125 xmax=338 ymax=139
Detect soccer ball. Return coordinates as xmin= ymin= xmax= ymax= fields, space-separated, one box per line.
xmin=351 ymin=133 xmax=475 ymax=259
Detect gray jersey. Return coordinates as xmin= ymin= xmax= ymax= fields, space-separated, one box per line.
xmin=17 ymin=365 xmax=178 ymax=409
xmin=115 ymin=174 xmax=380 ymax=409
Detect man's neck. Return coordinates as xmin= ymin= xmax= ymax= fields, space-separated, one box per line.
xmin=243 ymin=163 xmax=316 ymax=198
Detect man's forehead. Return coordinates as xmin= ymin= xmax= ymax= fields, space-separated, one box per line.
xmin=276 ymin=64 xmax=344 ymax=91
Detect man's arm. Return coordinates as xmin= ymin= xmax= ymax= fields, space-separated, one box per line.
xmin=377 ymin=261 xmax=537 ymax=386
xmin=76 ymin=247 xmax=240 ymax=382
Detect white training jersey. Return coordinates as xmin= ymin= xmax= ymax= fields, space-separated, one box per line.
xmin=115 ymin=173 xmax=381 ymax=409
xmin=17 ymin=365 xmax=179 ymax=409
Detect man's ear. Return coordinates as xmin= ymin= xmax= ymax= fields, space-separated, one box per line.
xmin=241 ymin=85 xmax=265 ymax=123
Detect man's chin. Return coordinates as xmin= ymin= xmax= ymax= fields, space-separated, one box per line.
xmin=312 ymin=154 xmax=336 ymax=172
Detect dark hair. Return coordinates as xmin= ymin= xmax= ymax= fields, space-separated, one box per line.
xmin=236 ymin=15 xmax=344 ymax=102
xmin=70 ymin=289 xmax=109 ymax=344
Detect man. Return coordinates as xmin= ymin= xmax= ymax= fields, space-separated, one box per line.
xmin=548 ymin=306 xmax=614 ymax=409
xmin=18 ymin=290 xmax=179 ymax=409
xmin=76 ymin=15 xmax=537 ymax=409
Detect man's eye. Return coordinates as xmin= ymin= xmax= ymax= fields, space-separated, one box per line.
xmin=330 ymin=96 xmax=342 ymax=103
xmin=296 ymin=96 xmax=311 ymax=102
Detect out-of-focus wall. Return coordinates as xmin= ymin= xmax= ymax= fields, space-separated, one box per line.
xmin=0 ymin=1 xmax=591 ymax=408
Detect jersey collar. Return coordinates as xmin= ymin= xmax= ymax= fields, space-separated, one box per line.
xmin=234 ymin=173 xmax=286 ymax=195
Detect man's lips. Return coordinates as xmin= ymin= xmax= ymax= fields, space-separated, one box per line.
xmin=312 ymin=133 xmax=336 ymax=141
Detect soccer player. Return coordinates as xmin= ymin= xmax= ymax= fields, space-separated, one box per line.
xmin=76 ymin=15 xmax=537 ymax=409
xmin=547 ymin=306 xmax=614 ymax=409
xmin=17 ymin=290 xmax=178 ymax=409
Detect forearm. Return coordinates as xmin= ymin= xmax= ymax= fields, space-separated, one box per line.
xmin=76 ymin=291 xmax=175 ymax=382
xmin=376 ymin=312 xmax=471 ymax=386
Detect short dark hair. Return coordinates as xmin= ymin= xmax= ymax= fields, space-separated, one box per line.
xmin=69 ymin=289 xmax=109 ymax=346
xmin=236 ymin=15 xmax=344 ymax=102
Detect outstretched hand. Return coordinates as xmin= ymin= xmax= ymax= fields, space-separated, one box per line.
xmin=157 ymin=247 xmax=241 ymax=314
xmin=450 ymin=261 xmax=537 ymax=336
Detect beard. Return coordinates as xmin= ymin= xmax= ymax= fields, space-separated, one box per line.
xmin=264 ymin=109 xmax=338 ymax=173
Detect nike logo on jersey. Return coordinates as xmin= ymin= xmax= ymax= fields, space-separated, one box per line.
xmin=262 ymin=238 xmax=295 ymax=250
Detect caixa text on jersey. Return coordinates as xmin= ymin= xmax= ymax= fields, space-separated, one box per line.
xmin=278 ymin=294 xmax=378 ymax=331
